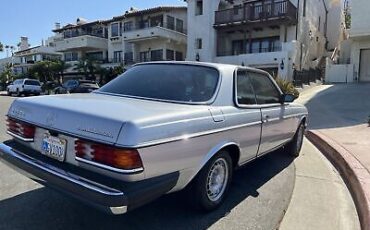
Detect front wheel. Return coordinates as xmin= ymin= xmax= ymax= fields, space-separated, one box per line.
xmin=286 ymin=122 xmax=305 ymax=157
xmin=188 ymin=151 xmax=233 ymax=211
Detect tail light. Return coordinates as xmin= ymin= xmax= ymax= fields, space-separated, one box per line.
xmin=6 ymin=117 xmax=35 ymax=141
xmin=75 ymin=140 xmax=143 ymax=172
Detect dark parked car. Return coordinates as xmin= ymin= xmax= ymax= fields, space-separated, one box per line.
xmin=54 ymin=80 xmax=100 ymax=94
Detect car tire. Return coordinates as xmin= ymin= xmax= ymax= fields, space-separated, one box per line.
xmin=286 ymin=122 xmax=305 ymax=157
xmin=188 ymin=150 xmax=233 ymax=211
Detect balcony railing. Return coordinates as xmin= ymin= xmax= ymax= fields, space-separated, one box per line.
xmin=217 ymin=46 xmax=282 ymax=57
xmin=215 ymin=0 xmax=297 ymax=26
xmin=123 ymin=22 xmax=187 ymax=34
xmin=63 ymin=31 xmax=108 ymax=39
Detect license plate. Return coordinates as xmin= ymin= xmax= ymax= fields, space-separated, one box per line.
xmin=41 ymin=134 xmax=67 ymax=162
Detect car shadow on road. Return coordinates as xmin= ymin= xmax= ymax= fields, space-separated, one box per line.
xmin=0 ymin=150 xmax=294 ymax=230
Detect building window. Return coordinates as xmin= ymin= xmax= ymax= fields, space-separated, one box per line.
xmin=111 ymin=23 xmax=119 ymax=37
xmin=139 ymin=51 xmax=150 ymax=62
xmin=303 ymin=0 xmax=307 ymax=17
xmin=196 ymin=0 xmax=203 ymax=16
xmin=124 ymin=21 xmax=133 ymax=31
xmin=124 ymin=52 xmax=133 ymax=63
xmin=150 ymin=15 xmax=163 ymax=27
xmin=167 ymin=16 xmax=175 ymax=30
xmin=196 ymin=38 xmax=202 ymax=49
xmin=64 ymin=52 xmax=78 ymax=62
xmin=175 ymin=51 xmax=184 ymax=61
xmin=86 ymin=52 xmax=103 ymax=61
xmin=176 ymin=19 xmax=184 ymax=33
xmin=113 ymin=51 xmax=122 ymax=63
xmin=151 ymin=49 xmax=163 ymax=61
xmin=166 ymin=49 xmax=175 ymax=60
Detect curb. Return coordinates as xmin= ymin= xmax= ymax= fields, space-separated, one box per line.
xmin=306 ymin=130 xmax=370 ymax=230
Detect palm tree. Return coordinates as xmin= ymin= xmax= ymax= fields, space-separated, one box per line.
xmin=74 ymin=58 xmax=97 ymax=80
xmin=54 ymin=60 xmax=71 ymax=83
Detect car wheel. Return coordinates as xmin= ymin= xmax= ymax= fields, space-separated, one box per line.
xmin=286 ymin=122 xmax=305 ymax=157
xmin=188 ymin=150 xmax=233 ymax=211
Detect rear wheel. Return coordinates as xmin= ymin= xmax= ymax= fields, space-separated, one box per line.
xmin=188 ymin=151 xmax=233 ymax=211
xmin=286 ymin=122 xmax=305 ymax=157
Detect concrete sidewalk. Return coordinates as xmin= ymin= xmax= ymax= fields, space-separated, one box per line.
xmin=279 ymin=85 xmax=362 ymax=230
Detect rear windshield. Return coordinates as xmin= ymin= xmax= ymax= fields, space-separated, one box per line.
xmin=98 ymin=64 xmax=220 ymax=103
xmin=24 ymin=80 xmax=40 ymax=86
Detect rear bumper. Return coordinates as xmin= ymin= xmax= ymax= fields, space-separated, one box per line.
xmin=0 ymin=141 xmax=179 ymax=214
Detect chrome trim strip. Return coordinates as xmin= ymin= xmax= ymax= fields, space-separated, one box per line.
xmin=75 ymin=157 xmax=144 ymax=174
xmin=0 ymin=144 xmax=124 ymax=196
xmin=7 ymin=131 xmax=34 ymax=142
xmin=121 ymin=121 xmax=263 ymax=148
xmin=283 ymin=113 xmax=307 ymax=119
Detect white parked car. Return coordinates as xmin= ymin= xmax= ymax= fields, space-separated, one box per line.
xmin=7 ymin=79 xmax=42 ymax=96
xmin=0 ymin=62 xmax=307 ymax=214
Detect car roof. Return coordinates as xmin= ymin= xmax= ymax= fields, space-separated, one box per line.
xmin=135 ymin=61 xmax=270 ymax=76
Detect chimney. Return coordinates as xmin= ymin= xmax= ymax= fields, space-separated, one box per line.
xmin=19 ymin=36 xmax=30 ymax=51
xmin=55 ymin=22 xmax=61 ymax=30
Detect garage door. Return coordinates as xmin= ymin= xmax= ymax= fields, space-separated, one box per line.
xmin=360 ymin=49 xmax=370 ymax=82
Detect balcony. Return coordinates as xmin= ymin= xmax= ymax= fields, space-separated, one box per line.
xmin=55 ymin=34 xmax=108 ymax=52
xmin=217 ymin=46 xmax=282 ymax=57
xmin=214 ymin=0 xmax=297 ymax=28
xmin=123 ymin=23 xmax=187 ymax=44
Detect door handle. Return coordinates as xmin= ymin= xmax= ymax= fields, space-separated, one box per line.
xmin=262 ymin=115 xmax=270 ymax=123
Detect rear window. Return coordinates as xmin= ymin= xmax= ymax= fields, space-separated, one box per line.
xmin=24 ymin=80 xmax=40 ymax=86
xmin=98 ymin=64 xmax=220 ymax=103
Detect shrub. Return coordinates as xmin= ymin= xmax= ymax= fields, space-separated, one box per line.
xmin=275 ymin=78 xmax=300 ymax=98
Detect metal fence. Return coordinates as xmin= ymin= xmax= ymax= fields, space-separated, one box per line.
xmin=293 ymin=68 xmax=323 ymax=87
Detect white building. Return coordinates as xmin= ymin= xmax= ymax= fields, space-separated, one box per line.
xmin=0 ymin=36 xmax=62 ymax=76
xmin=13 ymin=45 xmax=62 ymax=75
xmin=349 ymin=0 xmax=370 ymax=82
xmin=53 ymin=18 xmax=109 ymax=65
xmin=104 ymin=6 xmax=187 ymax=67
xmin=186 ymin=0 xmax=344 ymax=80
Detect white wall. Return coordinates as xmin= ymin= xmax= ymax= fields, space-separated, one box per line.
xmin=350 ymin=0 xmax=370 ymax=37
xmin=350 ymin=40 xmax=370 ymax=81
xmin=325 ymin=60 xmax=354 ymax=83
xmin=186 ymin=0 xmax=219 ymax=62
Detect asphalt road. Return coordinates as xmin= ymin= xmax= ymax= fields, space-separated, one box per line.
xmin=0 ymin=95 xmax=296 ymax=230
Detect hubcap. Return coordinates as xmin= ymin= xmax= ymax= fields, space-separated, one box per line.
xmin=206 ymin=158 xmax=229 ymax=202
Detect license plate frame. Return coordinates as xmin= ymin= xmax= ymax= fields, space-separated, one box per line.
xmin=41 ymin=134 xmax=67 ymax=162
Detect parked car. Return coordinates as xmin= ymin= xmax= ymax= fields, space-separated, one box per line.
xmin=6 ymin=79 xmax=42 ymax=96
xmin=0 ymin=62 xmax=307 ymax=215
xmin=54 ymin=80 xmax=100 ymax=94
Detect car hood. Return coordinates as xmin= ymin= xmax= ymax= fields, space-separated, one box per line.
xmin=7 ymin=93 xmax=213 ymax=146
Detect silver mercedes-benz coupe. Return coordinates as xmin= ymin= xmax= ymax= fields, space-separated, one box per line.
xmin=0 ymin=62 xmax=307 ymax=214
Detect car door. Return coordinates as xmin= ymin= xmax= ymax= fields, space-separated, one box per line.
xmin=233 ymin=69 xmax=262 ymax=164
xmin=248 ymin=71 xmax=294 ymax=156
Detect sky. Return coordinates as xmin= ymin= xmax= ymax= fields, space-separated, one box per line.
xmin=0 ymin=0 xmax=186 ymax=58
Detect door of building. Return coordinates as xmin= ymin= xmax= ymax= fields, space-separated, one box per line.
xmin=360 ymin=49 xmax=370 ymax=82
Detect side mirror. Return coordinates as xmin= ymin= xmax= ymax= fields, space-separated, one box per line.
xmin=282 ymin=94 xmax=296 ymax=103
